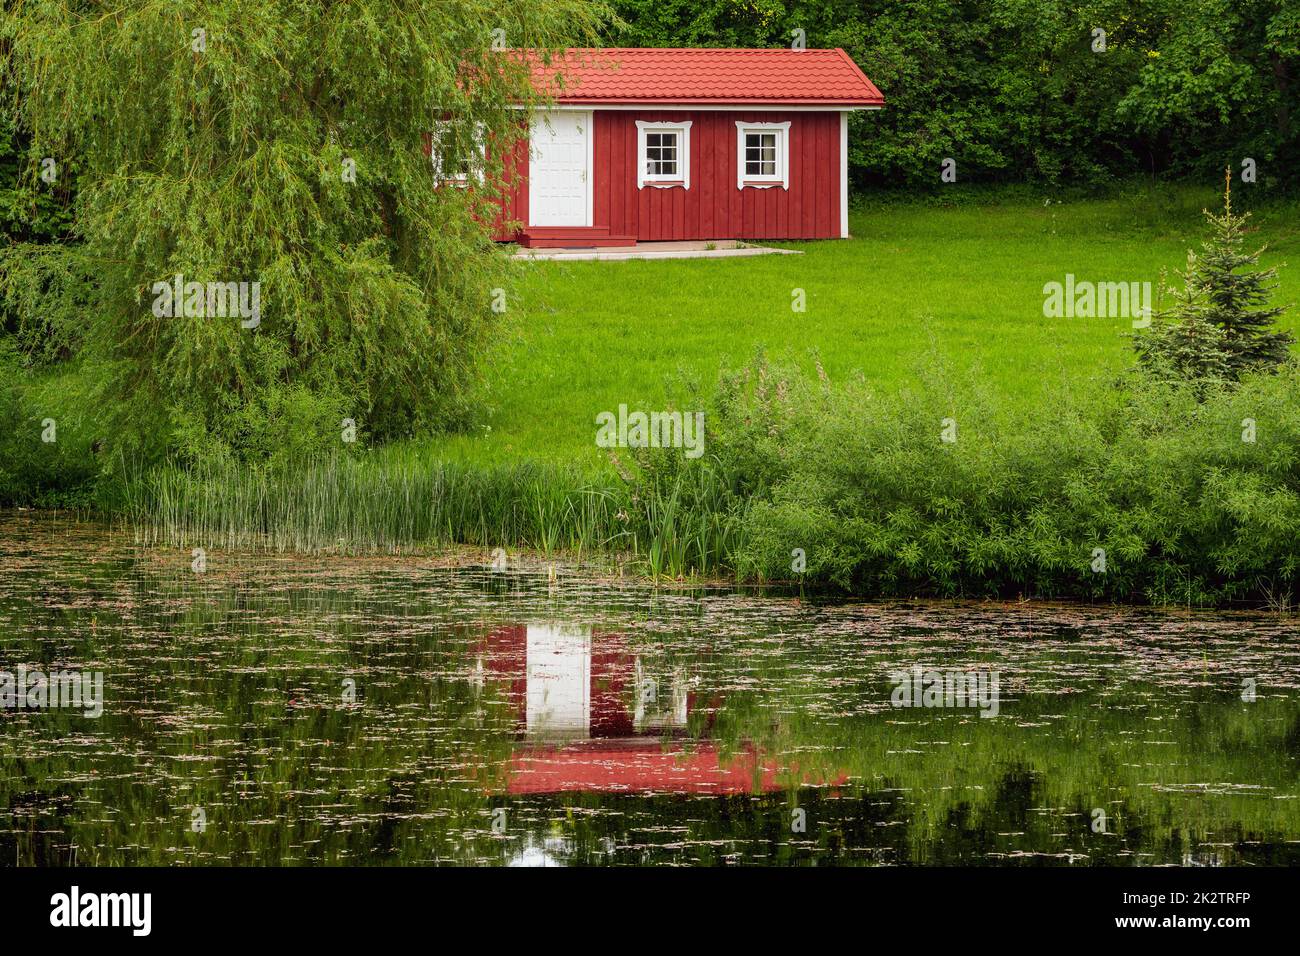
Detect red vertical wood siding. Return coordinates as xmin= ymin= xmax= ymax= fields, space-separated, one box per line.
xmin=495 ymin=109 xmax=843 ymax=241
xmin=490 ymin=128 xmax=530 ymax=240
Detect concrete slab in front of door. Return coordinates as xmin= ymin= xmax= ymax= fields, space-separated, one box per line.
xmin=511 ymin=240 xmax=803 ymax=262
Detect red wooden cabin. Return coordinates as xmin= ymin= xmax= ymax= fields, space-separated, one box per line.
xmin=463 ymin=48 xmax=885 ymax=248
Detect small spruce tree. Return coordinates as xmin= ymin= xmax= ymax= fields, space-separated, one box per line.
xmin=1135 ymin=291 xmax=1230 ymax=390
xmin=1136 ymin=170 xmax=1291 ymax=384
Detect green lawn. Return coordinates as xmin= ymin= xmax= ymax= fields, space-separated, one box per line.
xmin=431 ymin=185 xmax=1300 ymax=466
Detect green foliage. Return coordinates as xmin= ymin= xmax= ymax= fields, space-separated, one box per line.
xmin=1134 ymin=300 xmax=1232 ymax=388
xmin=0 ymin=0 xmax=607 ymax=465
xmin=123 ymin=186 xmax=1300 ymax=605
xmin=719 ymin=352 xmax=1300 ymax=605
xmin=1116 ymin=0 xmax=1297 ymax=171
xmin=1189 ymin=177 xmax=1293 ymax=374
xmin=0 ymin=241 xmax=93 ymax=363
xmin=0 ymin=107 xmax=73 ymax=245
xmin=607 ymin=0 xmax=1300 ymax=187
xmin=133 ymin=346 xmax=1300 ymax=607
xmin=0 ymin=93 xmax=87 ymax=359
xmin=0 ymin=345 xmax=108 ymax=507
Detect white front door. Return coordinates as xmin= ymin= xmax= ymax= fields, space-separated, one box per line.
xmin=528 ymin=111 xmax=591 ymax=227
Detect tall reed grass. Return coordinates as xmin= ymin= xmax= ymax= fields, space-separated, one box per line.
xmin=127 ymin=445 xmax=746 ymax=578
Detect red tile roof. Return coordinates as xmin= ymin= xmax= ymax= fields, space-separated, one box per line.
xmin=529 ymin=48 xmax=884 ymax=107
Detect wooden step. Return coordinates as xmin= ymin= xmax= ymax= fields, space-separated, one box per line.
xmin=520 ymin=235 xmax=637 ymax=248
xmin=519 ymin=227 xmax=636 ymax=249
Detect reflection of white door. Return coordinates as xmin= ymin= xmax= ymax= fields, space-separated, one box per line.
xmin=526 ymin=623 xmax=591 ymax=738
xmin=529 ymin=112 xmax=591 ymax=227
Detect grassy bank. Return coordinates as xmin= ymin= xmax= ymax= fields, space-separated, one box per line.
xmin=128 ymin=350 xmax=1300 ymax=607
xmin=18 ymin=187 xmax=1300 ymax=605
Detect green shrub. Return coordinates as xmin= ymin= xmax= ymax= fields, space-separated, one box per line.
xmin=721 ymin=352 xmax=1300 ymax=605
xmin=0 ymin=346 xmax=108 ymax=507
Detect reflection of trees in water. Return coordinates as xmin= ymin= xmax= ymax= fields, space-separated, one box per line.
xmin=4 ymin=528 xmax=1300 ymax=865
xmin=0 ymin=786 xmax=79 ymax=866
xmin=1285 ymin=715 xmax=1300 ymax=758
xmin=488 ymin=768 xmax=1300 ymax=866
xmin=494 ymin=789 xmax=913 ymax=866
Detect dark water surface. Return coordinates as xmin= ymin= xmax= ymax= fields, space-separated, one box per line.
xmin=2 ymin=515 xmax=1299 ymax=866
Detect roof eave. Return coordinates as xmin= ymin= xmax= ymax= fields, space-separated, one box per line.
xmin=545 ymin=99 xmax=885 ymax=108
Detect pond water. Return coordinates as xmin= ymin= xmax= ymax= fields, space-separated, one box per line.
xmin=2 ymin=514 xmax=1299 ymax=866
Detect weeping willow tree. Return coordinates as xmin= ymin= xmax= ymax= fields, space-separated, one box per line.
xmin=0 ymin=0 xmax=605 ymax=464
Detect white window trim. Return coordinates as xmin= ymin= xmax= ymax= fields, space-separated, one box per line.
xmin=635 ymin=120 xmax=692 ymax=190
xmin=735 ymin=120 xmax=791 ymax=190
xmin=431 ymin=120 xmax=486 ymax=186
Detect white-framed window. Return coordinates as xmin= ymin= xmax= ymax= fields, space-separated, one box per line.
xmin=735 ymin=121 xmax=791 ymax=190
xmin=431 ymin=121 xmax=485 ymax=185
xmin=635 ymin=120 xmax=692 ymax=190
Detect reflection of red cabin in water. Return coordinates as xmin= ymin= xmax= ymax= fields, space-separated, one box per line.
xmin=478 ymin=623 xmax=702 ymax=739
xmin=476 ymin=623 xmax=840 ymax=796
xmin=508 ymin=739 xmax=784 ymax=797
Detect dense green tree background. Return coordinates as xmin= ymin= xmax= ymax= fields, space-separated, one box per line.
xmin=606 ymin=0 xmax=1300 ymax=189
